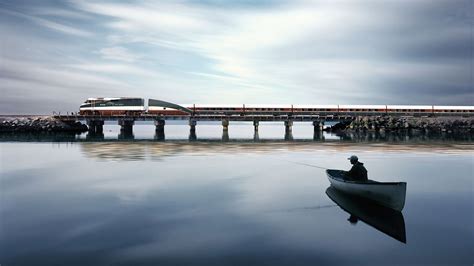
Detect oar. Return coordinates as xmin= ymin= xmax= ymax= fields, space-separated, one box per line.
xmin=284 ymin=160 xmax=328 ymax=170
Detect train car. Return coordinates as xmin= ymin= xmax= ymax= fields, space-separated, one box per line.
xmin=190 ymin=104 xmax=246 ymax=116
xmin=384 ymin=105 xmax=432 ymax=116
xmin=292 ymin=105 xmax=339 ymax=116
xmin=242 ymin=104 xmax=292 ymax=116
xmin=338 ymin=105 xmax=387 ymax=116
xmin=79 ymin=97 xmax=145 ymax=115
xmin=433 ymin=106 xmax=474 ymax=116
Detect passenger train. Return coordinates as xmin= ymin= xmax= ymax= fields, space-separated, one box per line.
xmin=79 ymin=98 xmax=474 ymax=116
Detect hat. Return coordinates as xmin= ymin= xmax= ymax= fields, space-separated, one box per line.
xmin=347 ymin=155 xmax=358 ymax=161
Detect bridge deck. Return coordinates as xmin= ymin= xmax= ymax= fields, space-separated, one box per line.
xmin=54 ymin=113 xmax=469 ymax=122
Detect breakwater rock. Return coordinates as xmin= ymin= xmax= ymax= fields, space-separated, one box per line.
xmin=0 ymin=116 xmax=87 ymax=133
xmin=341 ymin=116 xmax=474 ymax=133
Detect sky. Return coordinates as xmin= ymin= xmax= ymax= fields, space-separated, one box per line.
xmin=0 ymin=0 xmax=473 ymax=114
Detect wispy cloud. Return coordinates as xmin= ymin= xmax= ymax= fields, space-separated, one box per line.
xmin=0 ymin=0 xmax=472 ymax=113
xmin=0 ymin=8 xmax=93 ymax=37
xmin=99 ymin=46 xmax=142 ymax=62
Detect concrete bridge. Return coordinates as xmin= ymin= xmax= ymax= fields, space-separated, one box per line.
xmin=54 ymin=113 xmax=352 ymax=140
xmin=54 ymin=112 xmax=473 ymax=141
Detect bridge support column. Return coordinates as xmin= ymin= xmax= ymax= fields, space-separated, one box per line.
xmin=253 ymin=120 xmax=259 ymax=133
xmin=284 ymin=120 xmax=293 ymax=140
xmin=118 ymin=119 xmax=134 ymax=139
xmin=154 ymin=119 xmax=165 ymax=140
xmin=313 ymin=120 xmax=324 ymax=132
xmin=253 ymin=120 xmax=259 ymax=141
xmin=87 ymin=119 xmax=104 ymax=134
xmin=189 ymin=119 xmax=197 ymax=141
xmin=222 ymin=119 xmax=229 ymax=132
xmin=222 ymin=119 xmax=229 ymax=141
xmin=313 ymin=121 xmax=324 ymax=141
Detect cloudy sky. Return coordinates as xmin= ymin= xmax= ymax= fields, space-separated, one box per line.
xmin=0 ymin=0 xmax=472 ymax=114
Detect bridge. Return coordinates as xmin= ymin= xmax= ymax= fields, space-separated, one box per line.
xmin=53 ymin=109 xmax=472 ymax=141
xmin=54 ymin=113 xmax=346 ymax=140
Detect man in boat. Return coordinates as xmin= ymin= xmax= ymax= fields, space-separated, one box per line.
xmin=345 ymin=155 xmax=368 ymax=182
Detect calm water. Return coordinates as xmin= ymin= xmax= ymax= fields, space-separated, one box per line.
xmin=0 ymin=123 xmax=473 ymax=265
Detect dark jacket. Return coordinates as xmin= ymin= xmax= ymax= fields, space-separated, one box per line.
xmin=346 ymin=162 xmax=368 ymax=182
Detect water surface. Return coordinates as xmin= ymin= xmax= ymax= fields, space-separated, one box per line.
xmin=0 ymin=125 xmax=473 ymax=265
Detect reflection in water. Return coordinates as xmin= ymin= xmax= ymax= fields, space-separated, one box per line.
xmin=336 ymin=131 xmax=473 ymax=142
xmin=154 ymin=131 xmax=165 ymax=141
xmin=313 ymin=131 xmax=324 ymax=141
xmin=326 ymin=186 xmax=406 ymax=243
xmin=118 ymin=132 xmax=134 ymax=140
xmin=77 ymin=141 xmax=474 ymax=161
xmin=189 ymin=130 xmax=197 ymax=141
xmin=86 ymin=132 xmax=104 ymax=140
xmin=222 ymin=130 xmax=229 ymax=142
xmin=284 ymin=132 xmax=293 ymax=141
xmin=1 ymin=130 xmax=472 ymax=143
xmin=0 ymin=132 xmax=79 ymax=142
xmin=253 ymin=131 xmax=259 ymax=141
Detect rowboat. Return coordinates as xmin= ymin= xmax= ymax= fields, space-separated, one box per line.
xmin=326 ymin=186 xmax=406 ymax=243
xmin=326 ymin=169 xmax=407 ymax=211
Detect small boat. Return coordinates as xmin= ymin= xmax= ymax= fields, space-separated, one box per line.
xmin=326 ymin=169 xmax=407 ymax=211
xmin=326 ymin=186 xmax=406 ymax=243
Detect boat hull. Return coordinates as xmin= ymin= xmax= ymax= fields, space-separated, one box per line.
xmin=326 ymin=169 xmax=406 ymax=211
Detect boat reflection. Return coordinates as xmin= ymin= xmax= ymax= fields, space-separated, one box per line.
xmin=326 ymin=186 xmax=407 ymax=243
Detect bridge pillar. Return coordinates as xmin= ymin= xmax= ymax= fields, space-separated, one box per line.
xmin=284 ymin=120 xmax=293 ymax=140
xmin=253 ymin=120 xmax=260 ymax=140
xmin=313 ymin=120 xmax=324 ymax=132
xmin=222 ymin=119 xmax=229 ymax=132
xmin=189 ymin=119 xmax=197 ymax=141
xmin=253 ymin=120 xmax=259 ymax=133
xmin=87 ymin=119 xmax=104 ymax=134
xmin=154 ymin=119 xmax=165 ymax=140
xmin=313 ymin=130 xmax=324 ymax=141
xmin=221 ymin=119 xmax=229 ymax=141
xmin=118 ymin=119 xmax=134 ymax=138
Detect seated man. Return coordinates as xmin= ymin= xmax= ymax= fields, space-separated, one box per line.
xmin=345 ymin=155 xmax=368 ymax=182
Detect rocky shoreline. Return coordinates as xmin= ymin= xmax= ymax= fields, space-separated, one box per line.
xmin=329 ymin=116 xmax=474 ymax=133
xmin=0 ymin=116 xmax=88 ymax=133
xmin=0 ymin=115 xmax=472 ymax=134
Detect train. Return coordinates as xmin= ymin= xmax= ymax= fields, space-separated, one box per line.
xmin=79 ymin=97 xmax=474 ymax=116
